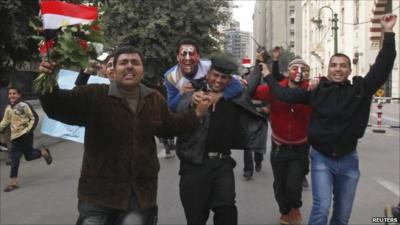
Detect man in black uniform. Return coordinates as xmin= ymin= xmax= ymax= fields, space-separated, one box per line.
xmin=175 ymin=58 xmax=265 ymax=225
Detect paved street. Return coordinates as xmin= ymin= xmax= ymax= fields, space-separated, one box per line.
xmin=0 ymin=104 xmax=399 ymax=225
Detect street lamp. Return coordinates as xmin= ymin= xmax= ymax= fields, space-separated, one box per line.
xmin=311 ymin=6 xmax=339 ymax=54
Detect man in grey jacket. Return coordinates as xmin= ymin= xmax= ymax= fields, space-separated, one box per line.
xmin=175 ymin=57 xmax=265 ymax=225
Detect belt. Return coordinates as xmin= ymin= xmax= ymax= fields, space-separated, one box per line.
xmin=277 ymin=143 xmax=308 ymax=150
xmin=207 ymin=152 xmax=229 ymax=159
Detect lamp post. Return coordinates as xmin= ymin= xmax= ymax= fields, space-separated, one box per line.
xmin=311 ymin=6 xmax=339 ymax=54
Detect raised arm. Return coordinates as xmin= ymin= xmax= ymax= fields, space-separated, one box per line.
xmin=363 ymin=14 xmax=397 ymax=95
xmin=223 ymin=76 xmax=243 ymax=99
xmin=38 ymin=61 xmax=92 ymax=126
xmin=261 ymin=63 xmax=310 ymax=104
xmin=245 ymin=64 xmax=262 ymax=96
xmin=271 ymin=47 xmax=285 ymax=81
xmin=75 ymin=69 xmax=91 ymax=86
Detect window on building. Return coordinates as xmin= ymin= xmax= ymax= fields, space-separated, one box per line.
xmin=290 ymin=29 xmax=295 ymax=36
xmin=289 ymin=6 xmax=295 ymax=15
xmin=290 ymin=18 xmax=295 ymax=24
xmin=290 ymin=41 xmax=295 ymax=48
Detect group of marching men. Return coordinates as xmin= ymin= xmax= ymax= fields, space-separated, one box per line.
xmin=1 ymin=13 xmax=397 ymax=225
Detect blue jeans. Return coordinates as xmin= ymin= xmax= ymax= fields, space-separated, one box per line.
xmin=308 ymin=148 xmax=360 ymax=225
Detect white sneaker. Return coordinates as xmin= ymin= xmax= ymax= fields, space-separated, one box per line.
xmin=0 ymin=144 xmax=8 ymax=152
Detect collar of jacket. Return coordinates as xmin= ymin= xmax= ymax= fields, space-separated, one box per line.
xmin=321 ymin=76 xmax=351 ymax=87
xmin=10 ymin=100 xmax=21 ymax=108
xmin=108 ymin=81 xmax=154 ymax=99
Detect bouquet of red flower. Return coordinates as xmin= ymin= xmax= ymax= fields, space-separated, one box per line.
xmin=33 ymin=1 xmax=104 ymax=94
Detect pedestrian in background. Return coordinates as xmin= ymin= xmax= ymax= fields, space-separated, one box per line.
xmin=0 ymin=86 xmax=52 ymax=192
xmin=75 ymin=52 xmax=115 ymax=86
xmin=240 ymin=55 xmax=268 ymax=180
xmin=261 ymin=14 xmax=397 ymax=225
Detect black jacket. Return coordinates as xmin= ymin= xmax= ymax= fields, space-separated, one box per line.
xmin=265 ymin=32 xmax=396 ymax=158
xmin=175 ymin=86 xmax=267 ymax=165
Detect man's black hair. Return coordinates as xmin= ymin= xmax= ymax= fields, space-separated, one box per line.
xmin=176 ymin=39 xmax=200 ymax=55
xmin=329 ymin=53 xmax=352 ymax=69
xmin=104 ymin=52 xmax=115 ymax=65
xmin=113 ymin=46 xmax=144 ymax=67
xmin=8 ymin=86 xmax=21 ymax=94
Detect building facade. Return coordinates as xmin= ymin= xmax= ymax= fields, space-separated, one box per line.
xmin=253 ymin=0 xmax=399 ymax=97
xmin=301 ymin=0 xmax=399 ymax=97
xmin=252 ymin=0 xmax=303 ymax=59
xmin=224 ymin=20 xmax=253 ymax=64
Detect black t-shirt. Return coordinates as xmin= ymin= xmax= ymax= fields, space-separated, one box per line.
xmin=205 ymin=98 xmax=238 ymax=154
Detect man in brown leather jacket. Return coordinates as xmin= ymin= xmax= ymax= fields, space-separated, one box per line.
xmin=39 ymin=45 xmax=210 ymax=225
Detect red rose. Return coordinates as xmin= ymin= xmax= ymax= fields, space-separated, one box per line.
xmin=79 ymin=39 xmax=89 ymax=52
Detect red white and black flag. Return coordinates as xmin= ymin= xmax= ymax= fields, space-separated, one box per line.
xmin=40 ymin=1 xmax=98 ymax=29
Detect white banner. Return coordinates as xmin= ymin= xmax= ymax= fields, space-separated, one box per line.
xmin=40 ymin=69 xmax=110 ymax=143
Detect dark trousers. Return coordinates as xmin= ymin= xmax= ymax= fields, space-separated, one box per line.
xmin=179 ymin=157 xmax=238 ymax=225
xmin=243 ymin=150 xmax=263 ymax=172
xmin=10 ymin=132 xmax=42 ymax=178
xmin=76 ymin=199 xmax=157 ymax=225
xmin=270 ymin=141 xmax=309 ymax=215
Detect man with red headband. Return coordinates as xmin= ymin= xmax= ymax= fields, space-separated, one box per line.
xmin=254 ymin=58 xmax=312 ymax=225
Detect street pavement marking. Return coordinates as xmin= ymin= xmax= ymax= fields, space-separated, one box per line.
xmin=370 ymin=113 xmax=400 ymax=123
xmin=376 ymin=178 xmax=400 ymax=197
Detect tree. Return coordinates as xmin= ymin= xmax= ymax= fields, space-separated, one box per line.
xmin=101 ymin=0 xmax=230 ymax=83
xmin=0 ymin=0 xmax=40 ymax=72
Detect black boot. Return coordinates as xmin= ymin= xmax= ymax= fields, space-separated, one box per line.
xmin=213 ymin=205 xmax=237 ymax=225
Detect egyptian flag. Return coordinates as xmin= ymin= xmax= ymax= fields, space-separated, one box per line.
xmin=40 ymin=1 xmax=98 ymax=30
